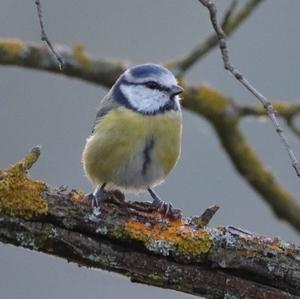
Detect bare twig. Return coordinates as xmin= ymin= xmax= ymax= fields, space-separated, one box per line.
xmin=34 ymin=0 xmax=64 ymax=69
xmin=198 ymin=0 xmax=300 ymax=178
xmin=21 ymin=145 xmax=41 ymax=171
xmin=191 ymin=204 xmax=219 ymax=228
xmin=169 ymin=0 xmax=264 ymax=76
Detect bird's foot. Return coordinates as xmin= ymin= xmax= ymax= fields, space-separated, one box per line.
xmin=92 ymin=186 xmax=107 ymax=208
xmin=85 ymin=184 xmax=107 ymax=219
xmin=151 ymin=197 xmax=182 ymax=219
xmin=148 ymin=188 xmax=181 ymax=218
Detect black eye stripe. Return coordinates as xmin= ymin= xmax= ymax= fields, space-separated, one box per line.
xmin=122 ymin=79 xmax=170 ymax=92
xmin=145 ymin=81 xmax=160 ymax=90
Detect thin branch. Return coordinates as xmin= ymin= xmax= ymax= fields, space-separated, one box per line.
xmin=34 ymin=0 xmax=64 ymax=69
xmin=191 ymin=204 xmax=219 ymax=228
xmin=0 ymin=151 xmax=299 ymax=298
xmin=197 ymin=0 xmax=300 ymax=178
xmin=169 ymin=0 xmax=264 ymax=76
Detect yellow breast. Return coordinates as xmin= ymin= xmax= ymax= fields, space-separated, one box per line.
xmin=82 ymin=107 xmax=182 ymax=190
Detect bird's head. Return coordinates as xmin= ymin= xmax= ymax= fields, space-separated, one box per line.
xmin=112 ymin=64 xmax=183 ymax=114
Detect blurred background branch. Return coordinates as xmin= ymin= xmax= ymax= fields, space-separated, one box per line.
xmin=183 ymin=86 xmax=300 ymax=232
xmin=168 ymin=0 xmax=265 ymax=76
xmin=197 ymin=0 xmax=300 ymax=177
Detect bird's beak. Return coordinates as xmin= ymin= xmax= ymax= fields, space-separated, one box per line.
xmin=170 ymin=85 xmax=184 ymax=97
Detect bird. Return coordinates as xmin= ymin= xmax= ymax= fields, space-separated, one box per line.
xmin=82 ymin=64 xmax=183 ymax=217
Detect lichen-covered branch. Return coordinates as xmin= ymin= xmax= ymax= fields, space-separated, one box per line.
xmin=168 ymin=0 xmax=265 ymax=76
xmin=0 ymin=150 xmax=299 ymax=298
xmin=0 ymin=38 xmax=125 ymax=88
xmin=1 ymin=37 xmax=300 ymax=233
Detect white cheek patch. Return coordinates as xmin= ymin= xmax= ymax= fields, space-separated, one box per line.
xmin=120 ymin=84 xmax=169 ymax=113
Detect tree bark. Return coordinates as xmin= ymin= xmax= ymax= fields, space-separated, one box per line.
xmin=0 ymin=149 xmax=299 ymax=299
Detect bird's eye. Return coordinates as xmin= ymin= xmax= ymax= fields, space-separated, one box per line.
xmin=145 ymin=81 xmax=160 ymax=90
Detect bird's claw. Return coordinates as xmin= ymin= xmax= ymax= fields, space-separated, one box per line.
xmin=85 ymin=192 xmax=102 ymax=218
xmin=152 ymin=198 xmax=182 ymax=219
xmin=85 ymin=185 xmax=107 ymax=218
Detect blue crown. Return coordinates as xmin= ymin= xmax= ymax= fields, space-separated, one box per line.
xmin=130 ymin=64 xmax=170 ymax=79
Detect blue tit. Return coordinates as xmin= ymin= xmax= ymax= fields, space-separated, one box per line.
xmin=82 ymin=64 xmax=183 ymax=216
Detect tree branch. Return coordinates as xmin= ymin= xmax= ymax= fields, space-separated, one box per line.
xmin=168 ymin=0 xmax=264 ymax=76
xmin=0 ymin=149 xmax=299 ymax=298
xmin=0 ymin=39 xmax=126 ymax=88
xmin=197 ymin=0 xmax=300 ymax=178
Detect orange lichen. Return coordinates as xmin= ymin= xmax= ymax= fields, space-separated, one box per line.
xmin=68 ymin=188 xmax=87 ymax=203
xmin=125 ymin=219 xmax=212 ymax=256
xmin=0 ymin=151 xmax=48 ymax=219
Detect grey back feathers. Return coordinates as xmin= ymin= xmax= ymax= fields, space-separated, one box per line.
xmin=92 ymin=92 xmax=117 ymax=133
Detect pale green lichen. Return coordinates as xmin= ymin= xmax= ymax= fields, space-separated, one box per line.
xmin=147 ymin=240 xmax=175 ymax=256
xmin=96 ymin=226 xmax=108 ymax=235
xmin=144 ymin=274 xmax=165 ymax=287
xmin=0 ymin=151 xmax=48 ymax=219
xmin=198 ymin=85 xmax=230 ymax=116
xmin=111 ymin=227 xmax=130 ymax=240
xmin=15 ymin=231 xmax=49 ymax=250
xmin=16 ymin=232 xmax=37 ymax=249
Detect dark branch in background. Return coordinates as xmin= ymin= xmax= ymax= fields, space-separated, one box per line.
xmin=221 ymin=0 xmax=238 ymax=29
xmin=0 ymin=149 xmax=299 ymax=298
xmin=197 ymin=0 xmax=300 ymax=178
xmin=287 ymin=119 xmax=300 ymax=139
xmin=169 ymin=0 xmax=265 ymax=75
xmin=34 ymin=0 xmax=64 ymax=69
